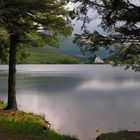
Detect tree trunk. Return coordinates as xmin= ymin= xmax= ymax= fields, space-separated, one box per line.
xmin=6 ymin=34 xmax=18 ymax=110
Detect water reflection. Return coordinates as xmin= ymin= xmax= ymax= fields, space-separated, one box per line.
xmin=0 ymin=65 xmax=140 ymax=140
xmin=77 ymin=79 xmax=140 ymax=91
xmin=17 ymin=75 xmax=84 ymax=94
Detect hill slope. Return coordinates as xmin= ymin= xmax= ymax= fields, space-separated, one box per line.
xmin=25 ymin=47 xmax=83 ymax=64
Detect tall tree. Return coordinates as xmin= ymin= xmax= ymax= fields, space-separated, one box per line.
xmin=0 ymin=0 xmax=72 ymax=110
xmin=72 ymin=0 xmax=140 ymax=70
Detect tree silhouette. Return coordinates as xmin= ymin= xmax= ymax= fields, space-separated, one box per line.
xmin=72 ymin=0 xmax=140 ymax=70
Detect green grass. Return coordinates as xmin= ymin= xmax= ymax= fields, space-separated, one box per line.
xmin=0 ymin=101 xmax=78 ymax=140
xmin=97 ymin=131 xmax=140 ymax=140
xmin=25 ymin=47 xmax=83 ymax=64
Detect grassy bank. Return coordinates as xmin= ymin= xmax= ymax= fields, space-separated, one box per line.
xmin=97 ymin=131 xmax=140 ymax=140
xmin=0 ymin=101 xmax=78 ymax=140
xmin=1 ymin=101 xmax=139 ymax=140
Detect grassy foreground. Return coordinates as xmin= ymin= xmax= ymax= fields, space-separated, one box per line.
xmin=0 ymin=101 xmax=78 ymax=140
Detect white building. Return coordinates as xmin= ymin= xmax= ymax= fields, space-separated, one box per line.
xmin=95 ymin=56 xmax=104 ymax=63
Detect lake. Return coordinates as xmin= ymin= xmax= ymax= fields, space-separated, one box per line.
xmin=0 ymin=65 xmax=140 ymax=140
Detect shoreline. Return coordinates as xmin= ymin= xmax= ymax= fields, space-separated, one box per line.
xmin=0 ymin=100 xmax=78 ymax=140
xmin=1 ymin=100 xmax=140 ymax=140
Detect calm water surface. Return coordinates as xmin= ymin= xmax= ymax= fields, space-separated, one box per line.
xmin=0 ymin=65 xmax=140 ymax=140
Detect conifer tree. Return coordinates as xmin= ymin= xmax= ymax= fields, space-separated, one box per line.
xmin=0 ymin=0 xmax=72 ymax=110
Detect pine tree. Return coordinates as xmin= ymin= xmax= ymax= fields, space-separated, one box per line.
xmin=0 ymin=0 xmax=72 ymax=110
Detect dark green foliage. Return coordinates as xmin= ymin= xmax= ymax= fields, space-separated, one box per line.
xmin=0 ymin=28 xmax=9 ymax=63
xmin=72 ymin=0 xmax=140 ymax=70
xmin=0 ymin=0 xmax=73 ymax=53
xmin=0 ymin=0 xmax=73 ymax=109
xmin=96 ymin=131 xmax=140 ymax=140
xmin=73 ymin=30 xmax=114 ymax=57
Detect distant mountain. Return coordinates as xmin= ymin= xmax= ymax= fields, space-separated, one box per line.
xmin=60 ymin=37 xmax=83 ymax=57
xmin=59 ymin=36 xmax=110 ymax=58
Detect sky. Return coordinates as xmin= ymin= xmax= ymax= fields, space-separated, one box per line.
xmin=67 ymin=2 xmax=102 ymax=34
xmin=69 ymin=0 xmax=140 ymax=34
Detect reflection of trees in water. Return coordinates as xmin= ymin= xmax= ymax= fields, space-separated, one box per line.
xmin=16 ymin=74 xmax=84 ymax=94
xmin=1 ymin=69 xmax=140 ymax=96
xmin=0 ymin=75 xmax=8 ymax=97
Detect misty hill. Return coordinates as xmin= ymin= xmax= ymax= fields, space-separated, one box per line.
xmin=59 ymin=36 xmax=110 ymax=58
xmin=23 ymin=36 xmax=110 ymax=64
